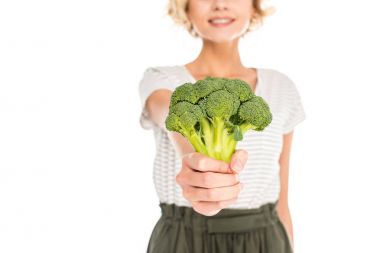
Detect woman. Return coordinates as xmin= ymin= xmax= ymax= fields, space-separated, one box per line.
xmin=138 ymin=0 xmax=306 ymax=252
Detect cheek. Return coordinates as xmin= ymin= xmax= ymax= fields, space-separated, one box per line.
xmin=238 ymin=0 xmax=255 ymax=21
xmin=187 ymin=2 xmax=211 ymax=23
xmin=240 ymin=13 xmax=252 ymax=27
xmin=236 ymin=9 xmax=253 ymax=27
xmin=190 ymin=15 xmax=209 ymax=32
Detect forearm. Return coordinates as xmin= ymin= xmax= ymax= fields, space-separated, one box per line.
xmin=145 ymin=89 xmax=194 ymax=157
xmin=276 ymin=204 xmax=294 ymax=249
xmin=167 ymin=131 xmax=195 ymax=157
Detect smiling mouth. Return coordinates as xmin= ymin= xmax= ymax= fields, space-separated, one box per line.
xmin=208 ymin=18 xmax=235 ymax=27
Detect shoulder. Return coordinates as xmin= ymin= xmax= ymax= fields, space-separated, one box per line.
xmin=139 ymin=64 xmax=190 ymax=94
xmin=259 ymin=67 xmax=300 ymax=94
xmin=141 ymin=65 xmax=181 ymax=78
xmin=138 ymin=65 xmax=185 ymax=108
xmin=259 ymin=67 xmax=295 ymax=85
xmin=138 ymin=65 xmax=179 ymax=91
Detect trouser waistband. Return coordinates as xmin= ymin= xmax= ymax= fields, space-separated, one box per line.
xmin=159 ymin=201 xmax=280 ymax=234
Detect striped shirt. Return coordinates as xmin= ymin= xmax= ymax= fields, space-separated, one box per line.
xmin=138 ymin=65 xmax=306 ymax=209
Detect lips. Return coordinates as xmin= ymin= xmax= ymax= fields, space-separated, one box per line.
xmin=208 ymin=17 xmax=235 ymax=27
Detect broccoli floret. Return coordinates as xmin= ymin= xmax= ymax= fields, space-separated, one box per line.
xmin=195 ymin=76 xmax=225 ymax=98
xmin=223 ymin=78 xmax=255 ymax=102
xmin=165 ymin=76 xmax=272 ymax=162
xmin=238 ymin=96 xmax=273 ymax=133
xmin=165 ymin=101 xmax=208 ymax=153
xmin=170 ymin=82 xmax=199 ymax=106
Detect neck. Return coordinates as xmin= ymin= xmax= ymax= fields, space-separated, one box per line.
xmin=190 ymin=38 xmax=244 ymax=77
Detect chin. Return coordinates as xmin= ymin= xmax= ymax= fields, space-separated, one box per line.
xmin=197 ymin=25 xmax=248 ymax=42
xmin=203 ymin=31 xmax=244 ymax=43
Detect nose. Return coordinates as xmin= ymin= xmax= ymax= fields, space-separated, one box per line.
xmin=212 ymin=0 xmax=229 ymax=11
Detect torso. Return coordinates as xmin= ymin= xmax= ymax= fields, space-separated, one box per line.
xmin=139 ymin=64 xmax=306 ymax=209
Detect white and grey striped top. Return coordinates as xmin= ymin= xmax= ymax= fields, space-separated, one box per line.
xmin=138 ymin=65 xmax=306 ymax=209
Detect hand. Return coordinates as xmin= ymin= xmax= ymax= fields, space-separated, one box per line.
xmin=176 ymin=150 xmax=248 ymax=216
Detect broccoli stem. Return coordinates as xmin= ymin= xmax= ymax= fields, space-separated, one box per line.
xmin=240 ymin=122 xmax=257 ymax=135
xmin=181 ymin=118 xmax=239 ymax=163
xmin=200 ymin=118 xmax=215 ymax=157
xmin=220 ymin=134 xmax=238 ymax=163
xmin=212 ymin=117 xmax=225 ymax=160
xmin=178 ymin=122 xmax=208 ymax=155
xmin=201 ymin=117 xmax=236 ymax=163
xmin=187 ymin=132 xmax=208 ymax=155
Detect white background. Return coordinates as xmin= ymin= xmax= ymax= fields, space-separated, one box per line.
xmin=1 ymin=0 xmax=380 ymax=252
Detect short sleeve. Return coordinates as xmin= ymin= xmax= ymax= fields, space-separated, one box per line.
xmin=138 ymin=67 xmax=175 ymax=130
xmin=282 ymin=76 xmax=306 ymax=134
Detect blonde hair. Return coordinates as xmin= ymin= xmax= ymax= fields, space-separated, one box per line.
xmin=167 ymin=0 xmax=276 ymax=38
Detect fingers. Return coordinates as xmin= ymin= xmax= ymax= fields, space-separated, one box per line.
xmin=182 ymin=183 xmax=243 ymax=202
xmin=182 ymin=152 xmax=231 ymax=173
xmin=230 ymin=149 xmax=249 ymax=173
xmin=178 ymin=150 xmax=249 ymax=216
xmin=191 ymin=197 xmax=238 ymax=216
xmin=177 ymin=169 xmax=240 ymax=188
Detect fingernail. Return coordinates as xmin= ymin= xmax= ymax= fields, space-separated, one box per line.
xmin=232 ymin=160 xmax=243 ymax=173
xmin=240 ymin=183 xmax=244 ymax=190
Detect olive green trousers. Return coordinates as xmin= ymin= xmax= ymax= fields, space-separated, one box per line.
xmin=147 ymin=201 xmax=294 ymax=253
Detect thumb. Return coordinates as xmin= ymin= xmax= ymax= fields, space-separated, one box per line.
xmin=230 ymin=149 xmax=248 ymax=174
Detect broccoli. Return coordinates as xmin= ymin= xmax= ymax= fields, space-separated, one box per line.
xmin=165 ymin=76 xmax=272 ymax=163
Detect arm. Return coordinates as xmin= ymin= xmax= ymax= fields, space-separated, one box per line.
xmin=277 ymin=130 xmax=295 ymax=249
xmin=145 ymin=89 xmax=244 ymax=216
xmin=145 ymin=89 xmax=194 ymax=157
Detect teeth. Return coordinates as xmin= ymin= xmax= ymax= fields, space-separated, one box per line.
xmin=210 ymin=18 xmax=233 ymax=24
